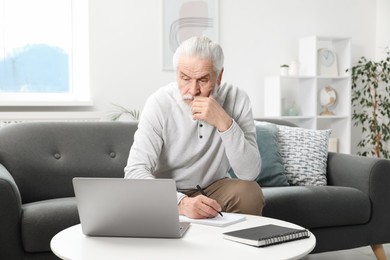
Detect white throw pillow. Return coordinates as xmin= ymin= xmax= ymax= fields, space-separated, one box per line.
xmin=276 ymin=125 xmax=332 ymax=186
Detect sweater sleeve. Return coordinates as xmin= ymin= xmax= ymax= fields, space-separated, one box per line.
xmin=124 ymin=98 xmax=161 ymax=180
xmin=124 ymin=90 xmax=186 ymax=204
xmin=219 ymin=92 xmax=261 ymax=181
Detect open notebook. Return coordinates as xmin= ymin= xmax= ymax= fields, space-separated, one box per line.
xmin=179 ymin=212 xmax=246 ymax=227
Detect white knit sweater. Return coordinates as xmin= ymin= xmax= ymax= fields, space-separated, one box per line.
xmin=124 ymin=82 xmax=261 ymax=202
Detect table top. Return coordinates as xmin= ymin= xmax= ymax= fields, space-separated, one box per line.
xmin=51 ymin=214 xmax=316 ymax=260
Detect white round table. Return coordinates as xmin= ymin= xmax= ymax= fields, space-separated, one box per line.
xmin=51 ymin=214 xmax=316 ymax=260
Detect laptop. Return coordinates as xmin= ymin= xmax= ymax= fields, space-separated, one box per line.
xmin=72 ymin=178 xmax=190 ymax=238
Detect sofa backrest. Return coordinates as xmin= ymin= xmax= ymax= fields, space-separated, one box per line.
xmin=255 ymin=118 xmax=297 ymax=127
xmin=0 ymin=118 xmax=294 ymax=204
xmin=0 ymin=121 xmax=138 ymax=204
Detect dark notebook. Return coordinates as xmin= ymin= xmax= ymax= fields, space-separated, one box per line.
xmin=222 ymin=224 xmax=310 ymax=247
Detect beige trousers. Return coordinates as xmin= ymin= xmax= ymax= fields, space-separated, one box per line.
xmin=183 ymin=178 xmax=265 ymax=216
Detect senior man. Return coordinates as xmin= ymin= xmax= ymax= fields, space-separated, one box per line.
xmin=125 ymin=36 xmax=264 ymax=219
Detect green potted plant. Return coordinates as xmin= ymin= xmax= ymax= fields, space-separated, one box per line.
xmin=108 ymin=104 xmax=140 ymax=121
xmin=280 ymin=64 xmax=289 ymax=76
xmin=347 ymin=49 xmax=390 ymax=158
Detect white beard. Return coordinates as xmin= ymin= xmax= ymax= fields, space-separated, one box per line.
xmin=182 ymin=94 xmax=194 ymax=101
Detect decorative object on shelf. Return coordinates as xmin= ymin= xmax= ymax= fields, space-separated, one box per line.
xmin=328 ymin=137 xmax=339 ymax=152
xmin=347 ymin=48 xmax=390 ymax=159
xmin=319 ymin=85 xmax=337 ymax=116
xmin=288 ymin=60 xmax=300 ymax=76
xmin=286 ymin=102 xmax=299 ymax=116
xmin=280 ymin=64 xmax=289 ymax=76
xmin=317 ymin=48 xmax=338 ymax=76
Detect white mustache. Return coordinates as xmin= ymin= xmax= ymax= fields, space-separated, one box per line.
xmin=183 ymin=94 xmax=194 ymax=100
xmin=182 ymin=86 xmax=219 ymax=101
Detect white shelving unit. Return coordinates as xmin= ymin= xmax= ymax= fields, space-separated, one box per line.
xmin=264 ymin=36 xmax=351 ymax=154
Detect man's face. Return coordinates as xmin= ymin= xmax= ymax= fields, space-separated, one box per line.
xmin=176 ymin=55 xmax=218 ymax=105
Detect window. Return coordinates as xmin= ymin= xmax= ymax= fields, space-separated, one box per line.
xmin=0 ymin=0 xmax=90 ymax=106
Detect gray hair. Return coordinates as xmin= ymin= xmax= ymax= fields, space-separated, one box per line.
xmin=172 ymin=36 xmax=224 ymax=76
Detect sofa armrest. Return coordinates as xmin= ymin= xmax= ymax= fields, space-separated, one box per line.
xmin=0 ymin=163 xmax=24 ymax=259
xmin=327 ymin=152 xmax=390 ymax=192
xmin=327 ymin=152 xmax=390 ymax=243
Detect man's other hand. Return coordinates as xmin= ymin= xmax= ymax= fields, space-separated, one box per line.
xmin=178 ymin=196 xmax=222 ymax=219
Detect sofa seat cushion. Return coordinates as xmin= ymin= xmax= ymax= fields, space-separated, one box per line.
xmin=262 ymin=186 xmax=371 ymax=229
xmin=21 ymin=197 xmax=79 ymax=253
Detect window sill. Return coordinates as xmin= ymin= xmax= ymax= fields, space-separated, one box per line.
xmin=0 ymin=93 xmax=92 ymax=107
xmin=0 ymin=111 xmax=102 ymax=122
xmin=0 ymin=100 xmax=93 ymax=107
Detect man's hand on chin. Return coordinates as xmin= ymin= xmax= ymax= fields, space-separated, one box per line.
xmin=191 ymin=96 xmax=233 ymax=132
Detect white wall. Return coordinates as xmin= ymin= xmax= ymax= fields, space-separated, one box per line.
xmin=376 ymin=0 xmax=390 ymax=60
xmin=88 ymin=0 xmax=377 ymax=118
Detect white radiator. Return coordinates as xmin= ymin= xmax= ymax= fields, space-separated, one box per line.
xmin=0 ymin=112 xmax=102 ymax=128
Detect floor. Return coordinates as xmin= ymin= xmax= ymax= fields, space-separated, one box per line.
xmin=302 ymin=243 xmax=390 ymax=260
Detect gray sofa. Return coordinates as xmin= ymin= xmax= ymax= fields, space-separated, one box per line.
xmin=0 ymin=120 xmax=389 ymax=260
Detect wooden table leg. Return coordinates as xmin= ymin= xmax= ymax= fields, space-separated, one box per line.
xmin=371 ymin=244 xmax=387 ymax=260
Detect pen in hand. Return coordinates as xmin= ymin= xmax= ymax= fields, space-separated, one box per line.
xmin=196 ymin=185 xmax=223 ymax=217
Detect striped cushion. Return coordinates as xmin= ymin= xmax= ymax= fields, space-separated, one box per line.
xmin=276 ymin=125 xmax=331 ymax=186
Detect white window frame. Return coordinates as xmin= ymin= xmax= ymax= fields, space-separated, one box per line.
xmin=0 ymin=0 xmax=91 ymax=107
